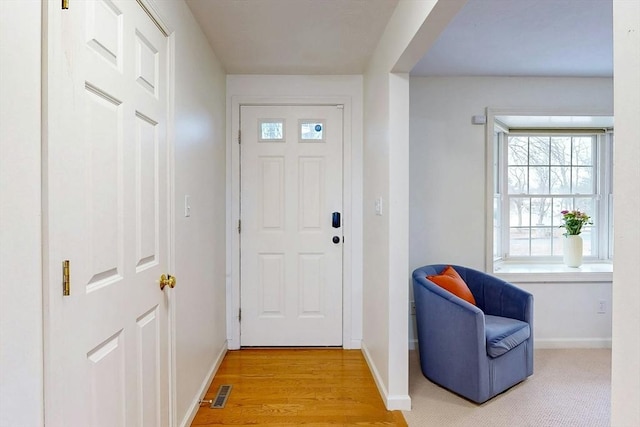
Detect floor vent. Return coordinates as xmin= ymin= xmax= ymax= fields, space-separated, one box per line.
xmin=210 ymin=384 xmax=232 ymax=409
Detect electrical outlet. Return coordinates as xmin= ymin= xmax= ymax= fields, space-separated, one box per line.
xmin=598 ymin=300 xmax=606 ymax=314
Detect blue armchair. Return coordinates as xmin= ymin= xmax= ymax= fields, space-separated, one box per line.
xmin=412 ymin=264 xmax=534 ymax=403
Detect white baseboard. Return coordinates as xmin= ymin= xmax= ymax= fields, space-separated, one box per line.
xmin=179 ymin=341 xmax=228 ymax=427
xmin=409 ymin=337 xmax=612 ymax=350
xmin=535 ymin=338 xmax=612 ymax=349
xmin=387 ymin=394 xmax=412 ymax=411
xmin=346 ymin=339 xmax=362 ymax=349
xmin=361 ymin=342 xmax=412 ymax=411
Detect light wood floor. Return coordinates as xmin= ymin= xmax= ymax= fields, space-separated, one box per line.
xmin=191 ymin=348 xmax=408 ymax=426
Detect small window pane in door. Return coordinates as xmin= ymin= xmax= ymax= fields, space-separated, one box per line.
xmin=299 ymin=120 xmax=325 ymax=142
xmin=259 ymin=119 xmax=285 ymax=142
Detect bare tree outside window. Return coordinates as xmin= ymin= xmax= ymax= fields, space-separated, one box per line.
xmin=506 ymin=135 xmax=597 ymax=257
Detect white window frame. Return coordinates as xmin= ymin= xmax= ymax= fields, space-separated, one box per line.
xmin=485 ymin=109 xmax=614 ymax=276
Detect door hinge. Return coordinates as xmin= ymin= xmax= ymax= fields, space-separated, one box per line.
xmin=237 ymin=219 xmax=241 ymax=233
xmin=62 ymin=0 xmax=69 ymax=9
xmin=62 ymin=260 xmax=70 ymax=296
xmin=238 ymin=129 xmax=241 ymax=144
xmin=238 ymin=308 xmax=241 ymax=322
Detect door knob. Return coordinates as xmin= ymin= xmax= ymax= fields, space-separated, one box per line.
xmin=332 ymin=236 xmax=341 ymax=244
xmin=159 ymin=274 xmax=176 ymax=290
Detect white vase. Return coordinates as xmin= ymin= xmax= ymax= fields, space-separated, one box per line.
xmin=563 ymin=235 xmax=583 ymax=267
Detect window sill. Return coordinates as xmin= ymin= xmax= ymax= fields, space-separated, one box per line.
xmin=494 ymin=261 xmax=613 ymax=283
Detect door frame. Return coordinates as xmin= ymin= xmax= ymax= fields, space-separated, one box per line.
xmin=228 ymin=96 xmax=356 ymax=349
xmin=41 ymin=1 xmax=177 ymax=425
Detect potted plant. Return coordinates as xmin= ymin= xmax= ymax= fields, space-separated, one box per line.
xmin=559 ymin=209 xmax=593 ymax=267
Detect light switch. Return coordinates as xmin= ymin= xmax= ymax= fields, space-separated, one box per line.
xmin=375 ymin=197 xmax=383 ymax=216
xmin=184 ymin=195 xmax=191 ymax=217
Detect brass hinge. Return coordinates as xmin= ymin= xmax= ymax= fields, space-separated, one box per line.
xmin=237 ymin=219 xmax=241 ymax=233
xmin=238 ymin=129 xmax=241 ymax=144
xmin=62 ymin=260 xmax=70 ymax=296
xmin=62 ymin=0 xmax=69 ymax=9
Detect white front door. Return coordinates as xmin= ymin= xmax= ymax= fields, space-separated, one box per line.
xmin=44 ymin=1 xmax=171 ymax=426
xmin=240 ymin=105 xmax=344 ymax=346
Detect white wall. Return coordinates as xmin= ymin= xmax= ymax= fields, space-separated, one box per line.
xmin=514 ymin=281 xmax=611 ymax=348
xmin=409 ymin=278 xmax=612 ymax=350
xmin=361 ymin=0 xmax=464 ymax=411
xmin=611 ymin=1 xmax=640 ymax=424
xmin=153 ymin=2 xmax=229 ymax=426
xmin=409 ymin=76 xmax=613 ymax=271
xmin=225 ymin=75 xmax=364 ymax=349
xmin=0 ymin=2 xmax=43 ymax=426
xmin=408 ymin=76 xmax=614 ymax=347
xmin=362 ymin=65 xmax=391 ymax=403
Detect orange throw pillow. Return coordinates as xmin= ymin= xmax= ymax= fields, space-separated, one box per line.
xmin=427 ymin=265 xmax=476 ymax=306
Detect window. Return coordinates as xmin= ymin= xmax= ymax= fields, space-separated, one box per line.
xmin=493 ymin=122 xmax=613 ymax=265
xmin=299 ymin=120 xmax=325 ymax=142
xmin=259 ymin=119 xmax=285 ymax=142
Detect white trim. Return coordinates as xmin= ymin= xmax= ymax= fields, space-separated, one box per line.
xmin=409 ymin=338 xmax=418 ymax=351
xmin=135 ymin=2 xmax=178 ymax=423
xmin=485 ymin=107 xmax=495 ymax=272
xmin=228 ymin=95 xmax=356 ymax=349
xmin=165 ymin=31 xmax=177 ymax=427
xmin=361 ymin=343 xmax=388 ymax=407
xmin=178 ymin=342 xmax=228 ymax=427
xmin=409 ymin=337 xmax=611 ymax=354
xmin=496 ymin=272 xmax=613 ymax=283
xmin=135 ymin=0 xmax=173 ymax=36
xmin=485 ymin=107 xmax=614 ymax=273
xmin=410 ymin=337 xmax=611 ymax=350
xmin=535 ymin=338 xmax=612 ymax=349
xmin=361 ymin=342 xmax=412 ymax=411
xmin=387 ymin=395 xmax=412 ymax=412
xmin=494 ymin=261 xmax=613 ymax=283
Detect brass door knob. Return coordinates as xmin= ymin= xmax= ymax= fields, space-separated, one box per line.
xmin=159 ymin=274 xmax=176 ymax=290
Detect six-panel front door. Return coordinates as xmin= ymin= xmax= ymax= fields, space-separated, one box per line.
xmin=44 ymin=1 xmax=170 ymax=425
xmin=240 ymin=105 xmax=344 ymax=346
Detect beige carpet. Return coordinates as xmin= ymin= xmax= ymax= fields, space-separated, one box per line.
xmin=403 ymin=349 xmax=611 ymax=427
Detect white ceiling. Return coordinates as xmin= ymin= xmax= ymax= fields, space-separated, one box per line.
xmin=185 ymin=0 xmax=613 ymax=78
xmin=185 ymin=0 xmax=399 ymax=75
xmin=412 ymin=0 xmax=613 ymax=77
